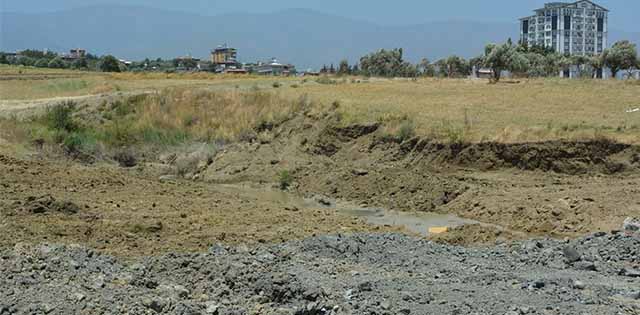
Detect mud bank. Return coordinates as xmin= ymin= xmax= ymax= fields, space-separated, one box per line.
xmin=202 ymin=111 xmax=640 ymax=239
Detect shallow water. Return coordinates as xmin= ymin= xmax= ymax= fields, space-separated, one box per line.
xmin=214 ymin=183 xmax=484 ymax=236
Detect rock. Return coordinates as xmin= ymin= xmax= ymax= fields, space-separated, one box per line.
xmin=573 ymin=262 xmax=597 ymax=271
xmin=142 ymin=297 xmax=166 ymax=313
xmin=205 ymin=302 xmax=220 ymax=314
xmin=623 ymin=217 xmax=640 ymax=232
xmin=573 ymin=280 xmax=586 ymax=290
xmin=358 ymin=281 xmax=373 ymax=292
xmin=620 ymin=268 xmax=640 ymax=277
xmin=562 ymin=246 xmax=581 ymax=263
xmin=352 ymin=169 xmax=369 ymax=176
xmin=315 ymin=196 xmax=333 ymax=207
xmin=380 ymin=301 xmax=391 ymax=310
xmin=159 ymin=175 xmax=178 ymax=182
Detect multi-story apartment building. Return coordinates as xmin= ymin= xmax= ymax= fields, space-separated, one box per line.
xmin=519 ymin=1 xmax=608 ymax=56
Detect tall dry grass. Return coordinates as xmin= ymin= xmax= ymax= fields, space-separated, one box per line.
xmin=114 ymin=88 xmax=309 ymax=143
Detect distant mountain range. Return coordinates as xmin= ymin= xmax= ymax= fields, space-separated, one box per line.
xmin=2 ymin=5 xmax=639 ymax=69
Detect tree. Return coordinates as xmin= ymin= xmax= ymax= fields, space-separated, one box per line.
xmin=603 ymin=40 xmax=638 ymax=79
xmin=482 ymin=42 xmax=529 ymax=82
xmin=418 ymin=58 xmax=436 ymax=77
xmin=72 ymin=58 xmax=88 ymax=69
xmin=329 ymin=63 xmax=335 ymax=74
xmin=469 ymin=56 xmax=484 ymax=75
xmin=0 ymin=54 xmax=8 ymax=64
xmin=359 ymin=48 xmax=416 ymax=77
xmin=338 ymin=59 xmax=350 ymax=75
xmin=442 ymin=55 xmax=470 ymax=78
xmin=47 ymin=57 xmax=66 ymax=69
xmin=99 ymin=55 xmax=121 ymax=72
xmin=351 ymin=64 xmax=360 ymax=75
xmin=35 ymin=58 xmax=49 ymax=68
xmin=19 ymin=57 xmax=36 ymax=67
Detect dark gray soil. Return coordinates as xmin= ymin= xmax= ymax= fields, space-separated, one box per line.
xmin=2 ymin=232 xmax=639 ymax=315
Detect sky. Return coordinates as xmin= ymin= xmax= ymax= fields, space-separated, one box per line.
xmin=1 ymin=0 xmax=638 ymax=31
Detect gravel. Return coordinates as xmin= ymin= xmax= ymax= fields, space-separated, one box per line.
xmin=1 ymin=232 xmax=640 ymax=314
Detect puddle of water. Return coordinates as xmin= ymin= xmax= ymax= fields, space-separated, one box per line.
xmin=213 ymin=183 xmax=485 ymax=236
xmin=335 ymin=204 xmax=478 ymax=236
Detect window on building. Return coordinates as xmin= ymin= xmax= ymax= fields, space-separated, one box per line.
xmin=564 ymin=16 xmax=571 ymax=30
xmin=523 ymin=20 xmax=529 ymax=34
xmin=597 ymin=18 xmax=604 ymax=32
xmin=552 ymin=16 xmax=558 ymax=30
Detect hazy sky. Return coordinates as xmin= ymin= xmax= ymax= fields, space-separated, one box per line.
xmin=1 ymin=0 xmax=638 ymax=31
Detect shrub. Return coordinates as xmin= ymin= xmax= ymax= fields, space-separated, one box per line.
xmin=46 ymin=102 xmax=78 ymax=132
xmin=113 ymin=150 xmax=137 ymax=167
xmin=278 ymin=170 xmax=293 ymax=190
xmin=272 ymin=82 xmax=282 ymax=88
xmin=316 ymin=76 xmax=337 ymax=85
xmin=397 ymin=120 xmax=415 ymax=142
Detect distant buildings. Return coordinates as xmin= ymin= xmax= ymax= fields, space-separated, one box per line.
xmin=211 ymin=44 xmax=240 ymax=73
xmin=519 ymin=1 xmax=608 ymax=56
xmin=62 ymin=48 xmax=87 ymax=61
xmin=247 ymin=58 xmax=296 ymax=76
xmin=209 ymin=44 xmax=295 ymax=75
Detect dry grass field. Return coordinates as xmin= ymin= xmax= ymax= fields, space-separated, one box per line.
xmin=1 ymin=65 xmax=639 ymax=143
xmin=285 ymin=78 xmax=640 ymax=143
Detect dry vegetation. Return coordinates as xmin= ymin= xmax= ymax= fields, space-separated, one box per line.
xmin=2 ymin=64 xmax=639 ymax=144
xmin=285 ymin=78 xmax=640 ymax=144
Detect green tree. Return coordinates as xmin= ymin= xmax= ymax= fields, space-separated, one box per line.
xmin=418 ymin=58 xmax=436 ymax=77
xmin=603 ymin=40 xmax=638 ymax=78
xmin=0 ymin=54 xmax=8 ymax=64
xmin=99 ymin=55 xmax=121 ymax=72
xmin=35 ymin=58 xmax=49 ymax=68
xmin=359 ymin=48 xmax=416 ymax=77
xmin=19 ymin=57 xmax=36 ymax=67
xmin=442 ymin=55 xmax=470 ymax=78
xmin=483 ymin=42 xmax=529 ymax=81
xmin=47 ymin=57 xmax=66 ymax=69
xmin=338 ymin=59 xmax=350 ymax=75
xmin=72 ymin=58 xmax=88 ymax=69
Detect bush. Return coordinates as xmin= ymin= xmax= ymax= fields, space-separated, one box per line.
xmin=278 ymin=170 xmax=293 ymax=190
xmin=113 ymin=150 xmax=137 ymax=167
xmin=316 ymin=76 xmax=337 ymax=85
xmin=46 ymin=102 xmax=78 ymax=132
xmin=100 ymin=55 xmax=121 ymax=72
xmin=272 ymin=82 xmax=282 ymax=88
xmin=47 ymin=57 xmax=66 ymax=69
xmin=397 ymin=120 xmax=415 ymax=142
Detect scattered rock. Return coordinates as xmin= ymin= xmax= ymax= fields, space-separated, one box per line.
xmin=562 ymin=246 xmax=581 ymax=263
xmin=623 ymin=217 xmax=640 ymax=233
xmin=572 ymin=280 xmax=586 ymax=290
xmin=352 ymin=169 xmax=369 ymax=176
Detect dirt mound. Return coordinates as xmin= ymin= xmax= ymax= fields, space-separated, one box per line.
xmin=390 ymin=138 xmax=635 ymax=174
xmin=19 ymin=195 xmax=81 ymax=214
xmin=311 ymin=122 xmax=380 ymax=156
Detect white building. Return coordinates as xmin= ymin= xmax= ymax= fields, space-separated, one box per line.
xmin=519 ymin=1 xmax=608 ymax=57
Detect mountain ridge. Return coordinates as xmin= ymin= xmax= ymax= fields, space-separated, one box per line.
xmin=2 ymin=5 xmax=638 ymax=69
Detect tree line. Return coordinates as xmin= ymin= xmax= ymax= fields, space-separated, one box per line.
xmin=322 ymin=40 xmax=639 ymax=81
xmin=0 ymin=50 xmax=131 ymax=73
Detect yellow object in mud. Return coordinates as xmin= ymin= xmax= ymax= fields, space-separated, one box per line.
xmin=428 ymin=227 xmax=449 ymax=234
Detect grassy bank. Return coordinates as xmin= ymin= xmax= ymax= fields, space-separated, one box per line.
xmin=1 ymin=88 xmax=309 ymax=164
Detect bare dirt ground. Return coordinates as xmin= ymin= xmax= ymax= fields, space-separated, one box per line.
xmin=0 ymin=153 xmax=392 ymax=257
xmin=2 ymin=96 xmax=640 ymax=258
